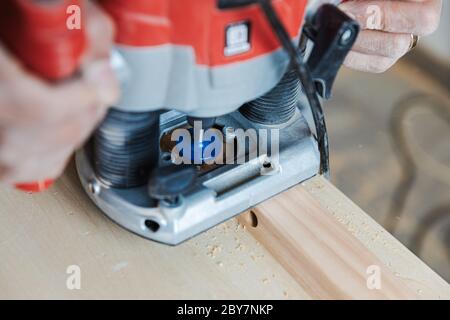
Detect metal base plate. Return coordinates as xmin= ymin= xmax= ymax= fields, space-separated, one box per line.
xmin=75 ymin=109 xmax=320 ymax=245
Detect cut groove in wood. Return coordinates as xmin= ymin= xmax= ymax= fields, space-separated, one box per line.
xmin=239 ymin=176 xmax=450 ymax=299
xmin=248 ymin=211 xmax=259 ymax=228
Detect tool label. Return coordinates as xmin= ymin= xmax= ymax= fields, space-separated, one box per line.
xmin=224 ymin=21 xmax=251 ymax=56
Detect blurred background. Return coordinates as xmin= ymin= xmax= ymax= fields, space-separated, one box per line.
xmin=326 ymin=2 xmax=450 ymax=281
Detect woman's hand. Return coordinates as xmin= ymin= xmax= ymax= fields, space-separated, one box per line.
xmin=0 ymin=3 xmax=119 ymax=184
xmin=339 ymin=0 xmax=442 ymax=73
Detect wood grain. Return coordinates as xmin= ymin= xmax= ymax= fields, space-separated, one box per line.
xmin=239 ymin=177 xmax=450 ymax=299
xmin=0 ymin=163 xmax=308 ymax=299
xmin=0 ymin=162 xmax=448 ymax=299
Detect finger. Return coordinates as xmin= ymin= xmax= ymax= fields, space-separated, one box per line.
xmin=82 ymin=1 xmax=116 ymax=64
xmin=49 ymin=62 xmax=115 ymax=110
xmin=339 ymin=0 xmax=442 ymax=36
xmin=0 ymin=59 xmax=117 ymax=127
xmin=0 ymin=108 xmax=104 ymax=159
xmin=80 ymin=1 xmax=119 ymax=105
xmin=0 ymin=44 xmax=27 ymax=80
xmin=49 ymin=106 xmax=106 ymax=149
xmin=34 ymin=111 xmax=101 ymax=151
xmin=351 ymin=30 xmax=412 ymax=59
xmin=5 ymin=154 xmax=72 ymax=183
xmin=0 ymin=75 xmax=99 ymax=125
xmin=0 ymin=147 xmax=74 ymax=183
xmin=40 ymin=59 xmax=118 ymax=122
xmin=344 ymin=51 xmax=396 ymax=73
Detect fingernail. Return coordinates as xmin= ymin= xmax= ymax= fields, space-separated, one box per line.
xmin=84 ymin=59 xmax=119 ymax=106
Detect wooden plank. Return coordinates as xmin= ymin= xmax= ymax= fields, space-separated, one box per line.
xmin=239 ymin=176 xmax=450 ymax=299
xmin=0 ymin=162 xmax=448 ymax=299
xmin=0 ymin=162 xmax=308 ymax=299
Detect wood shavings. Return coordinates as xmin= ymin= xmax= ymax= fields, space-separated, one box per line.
xmin=206 ymin=244 xmax=222 ymax=258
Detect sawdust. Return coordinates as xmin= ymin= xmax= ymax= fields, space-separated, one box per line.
xmin=206 ymin=244 xmax=222 ymax=258
xmin=112 ymin=261 xmax=129 ymax=273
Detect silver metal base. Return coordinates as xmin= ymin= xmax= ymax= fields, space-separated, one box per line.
xmin=75 ymin=109 xmax=320 ymax=245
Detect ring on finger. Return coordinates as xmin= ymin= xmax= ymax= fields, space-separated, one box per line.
xmin=408 ymin=34 xmax=420 ymax=52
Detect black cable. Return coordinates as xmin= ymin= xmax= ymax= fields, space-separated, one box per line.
xmin=446 ymin=227 xmax=450 ymax=262
xmin=387 ymin=93 xmax=450 ymax=268
xmin=258 ymin=0 xmax=330 ymax=176
xmin=409 ymin=203 xmax=450 ymax=260
xmin=386 ymin=93 xmax=450 ymax=234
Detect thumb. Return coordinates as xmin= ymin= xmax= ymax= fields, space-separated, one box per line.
xmin=82 ymin=1 xmax=116 ymax=64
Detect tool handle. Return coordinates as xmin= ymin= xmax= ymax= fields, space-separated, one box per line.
xmin=0 ymin=0 xmax=87 ymax=192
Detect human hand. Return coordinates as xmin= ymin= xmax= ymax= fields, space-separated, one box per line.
xmin=0 ymin=3 xmax=119 ymax=185
xmin=339 ymin=0 xmax=442 ymax=73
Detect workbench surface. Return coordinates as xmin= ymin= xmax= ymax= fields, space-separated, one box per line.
xmin=0 ymin=163 xmax=449 ymax=299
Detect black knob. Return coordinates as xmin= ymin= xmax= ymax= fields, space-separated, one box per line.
xmin=148 ymin=165 xmax=197 ymax=204
xmin=186 ymin=116 xmax=216 ymax=130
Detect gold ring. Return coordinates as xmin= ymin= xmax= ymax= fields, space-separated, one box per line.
xmin=408 ymin=34 xmax=419 ymax=52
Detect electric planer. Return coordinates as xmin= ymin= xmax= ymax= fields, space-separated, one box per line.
xmin=0 ymin=0 xmax=358 ymax=245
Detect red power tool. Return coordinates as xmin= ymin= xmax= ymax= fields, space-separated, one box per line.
xmin=0 ymin=0 xmax=305 ymax=192
xmin=0 ymin=0 xmax=87 ymax=192
xmin=74 ymin=0 xmax=357 ymax=244
xmin=0 ymin=0 xmax=358 ymax=245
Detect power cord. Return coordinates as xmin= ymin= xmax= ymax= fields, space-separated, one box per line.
xmin=258 ymin=0 xmax=330 ymax=176
xmin=386 ymin=93 xmax=450 ymax=261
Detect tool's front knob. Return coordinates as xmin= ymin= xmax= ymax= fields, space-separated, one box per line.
xmin=148 ymin=165 xmax=197 ymax=206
